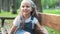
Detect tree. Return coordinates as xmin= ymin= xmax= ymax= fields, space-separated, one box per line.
xmin=2 ymin=0 xmax=10 ymax=12
xmin=12 ymin=0 xmax=17 ymax=14
xmin=33 ymin=0 xmax=42 ymax=12
xmin=11 ymin=0 xmax=22 ymax=14
xmin=33 ymin=0 xmax=43 ymax=24
xmin=0 ymin=0 xmax=2 ymax=13
xmin=33 ymin=0 xmax=43 ymax=34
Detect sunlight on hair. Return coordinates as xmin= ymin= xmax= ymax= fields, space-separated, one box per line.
xmin=22 ymin=0 xmax=36 ymax=8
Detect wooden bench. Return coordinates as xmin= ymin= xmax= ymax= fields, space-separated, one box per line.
xmin=0 ymin=17 xmax=15 ymax=27
xmin=41 ymin=13 xmax=60 ymax=31
xmin=0 ymin=17 xmax=15 ymax=34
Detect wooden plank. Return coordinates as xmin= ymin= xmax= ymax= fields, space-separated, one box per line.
xmin=41 ymin=13 xmax=60 ymax=31
xmin=0 ymin=17 xmax=15 ymax=27
xmin=0 ymin=17 xmax=15 ymax=19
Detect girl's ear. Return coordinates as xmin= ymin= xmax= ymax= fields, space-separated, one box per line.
xmin=31 ymin=7 xmax=33 ymax=12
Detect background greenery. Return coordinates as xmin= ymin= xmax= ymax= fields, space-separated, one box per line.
xmin=0 ymin=0 xmax=60 ymax=34
xmin=0 ymin=9 xmax=60 ymax=34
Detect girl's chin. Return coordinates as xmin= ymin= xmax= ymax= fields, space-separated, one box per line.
xmin=23 ymin=13 xmax=27 ymax=15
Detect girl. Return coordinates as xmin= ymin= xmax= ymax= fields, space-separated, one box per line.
xmin=9 ymin=0 xmax=49 ymax=34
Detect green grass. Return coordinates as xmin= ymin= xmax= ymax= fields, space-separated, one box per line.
xmin=45 ymin=26 xmax=60 ymax=34
xmin=43 ymin=9 xmax=60 ymax=34
xmin=43 ymin=9 xmax=60 ymax=14
xmin=0 ymin=9 xmax=60 ymax=17
xmin=0 ymin=11 xmax=18 ymax=17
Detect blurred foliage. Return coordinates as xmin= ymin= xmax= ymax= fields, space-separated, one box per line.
xmin=41 ymin=0 xmax=58 ymax=8
xmin=16 ymin=0 xmax=22 ymax=9
xmin=43 ymin=9 xmax=60 ymax=14
xmin=45 ymin=26 xmax=60 ymax=34
xmin=15 ymin=0 xmax=58 ymax=9
xmin=0 ymin=10 xmax=18 ymax=17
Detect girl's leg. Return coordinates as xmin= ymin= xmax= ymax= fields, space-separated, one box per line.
xmin=24 ymin=32 xmax=31 ymax=34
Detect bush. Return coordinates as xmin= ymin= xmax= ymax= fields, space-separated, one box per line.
xmin=41 ymin=0 xmax=58 ymax=8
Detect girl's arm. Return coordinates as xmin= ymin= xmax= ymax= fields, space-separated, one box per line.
xmin=36 ymin=22 xmax=49 ymax=34
xmin=9 ymin=25 xmax=17 ymax=34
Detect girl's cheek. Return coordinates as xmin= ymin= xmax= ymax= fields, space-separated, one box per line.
xmin=21 ymin=9 xmax=24 ymax=12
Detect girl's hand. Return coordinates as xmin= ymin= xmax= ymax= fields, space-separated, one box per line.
xmin=36 ymin=22 xmax=49 ymax=34
xmin=40 ymin=26 xmax=49 ymax=34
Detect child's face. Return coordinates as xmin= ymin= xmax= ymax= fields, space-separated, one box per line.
xmin=20 ymin=1 xmax=32 ymax=16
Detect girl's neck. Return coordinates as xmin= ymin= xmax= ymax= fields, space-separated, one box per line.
xmin=23 ymin=14 xmax=31 ymax=20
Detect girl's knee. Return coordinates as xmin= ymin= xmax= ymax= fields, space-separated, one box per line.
xmin=24 ymin=32 xmax=31 ymax=34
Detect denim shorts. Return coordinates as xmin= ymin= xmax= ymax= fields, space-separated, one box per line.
xmin=14 ymin=29 xmax=31 ymax=34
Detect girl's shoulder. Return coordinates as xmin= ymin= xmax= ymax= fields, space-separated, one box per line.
xmin=32 ymin=17 xmax=39 ymax=24
xmin=13 ymin=15 xmax=21 ymax=26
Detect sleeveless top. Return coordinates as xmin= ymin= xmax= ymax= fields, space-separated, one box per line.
xmin=13 ymin=15 xmax=39 ymax=34
xmin=13 ymin=15 xmax=39 ymax=28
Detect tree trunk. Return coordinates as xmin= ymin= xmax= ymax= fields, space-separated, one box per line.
xmin=33 ymin=0 xmax=43 ymax=24
xmin=0 ymin=0 xmax=2 ymax=13
xmin=12 ymin=0 xmax=17 ymax=14
xmin=2 ymin=0 xmax=10 ymax=11
xmin=33 ymin=0 xmax=42 ymax=12
xmin=33 ymin=0 xmax=43 ymax=25
xmin=7 ymin=0 xmax=10 ymax=12
xmin=33 ymin=0 xmax=43 ymax=34
xmin=59 ymin=0 xmax=60 ymax=7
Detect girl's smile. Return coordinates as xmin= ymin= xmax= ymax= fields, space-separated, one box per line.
xmin=20 ymin=1 xmax=32 ymax=15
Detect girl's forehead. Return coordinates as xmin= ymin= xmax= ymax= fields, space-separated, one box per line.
xmin=21 ymin=1 xmax=31 ymax=6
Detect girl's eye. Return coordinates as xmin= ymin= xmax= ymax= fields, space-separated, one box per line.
xmin=21 ymin=5 xmax=30 ymax=8
xmin=22 ymin=6 xmax=25 ymax=8
xmin=26 ymin=6 xmax=30 ymax=8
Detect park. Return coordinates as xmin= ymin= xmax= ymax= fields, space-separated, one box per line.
xmin=0 ymin=0 xmax=60 ymax=34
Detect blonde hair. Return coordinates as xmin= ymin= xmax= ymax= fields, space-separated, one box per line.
xmin=18 ymin=0 xmax=41 ymax=29
xmin=18 ymin=0 xmax=38 ymax=17
xmin=17 ymin=1 xmax=44 ymax=34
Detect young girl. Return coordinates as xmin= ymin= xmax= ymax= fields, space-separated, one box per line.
xmin=9 ymin=0 xmax=49 ymax=34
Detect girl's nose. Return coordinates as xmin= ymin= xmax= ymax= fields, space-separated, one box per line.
xmin=24 ymin=7 xmax=27 ymax=10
